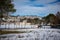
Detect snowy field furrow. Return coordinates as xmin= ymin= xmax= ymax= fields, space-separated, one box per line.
xmin=0 ymin=29 xmax=60 ymax=40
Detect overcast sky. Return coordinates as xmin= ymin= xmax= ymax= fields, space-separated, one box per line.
xmin=12 ymin=0 xmax=60 ymax=17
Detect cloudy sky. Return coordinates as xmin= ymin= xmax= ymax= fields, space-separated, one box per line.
xmin=13 ymin=0 xmax=60 ymax=17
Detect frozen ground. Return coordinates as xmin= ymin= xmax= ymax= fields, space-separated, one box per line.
xmin=0 ymin=29 xmax=60 ymax=40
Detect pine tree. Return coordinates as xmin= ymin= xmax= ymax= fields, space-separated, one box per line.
xmin=0 ymin=0 xmax=16 ymax=21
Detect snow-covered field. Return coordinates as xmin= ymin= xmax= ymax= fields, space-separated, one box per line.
xmin=0 ymin=29 xmax=60 ymax=40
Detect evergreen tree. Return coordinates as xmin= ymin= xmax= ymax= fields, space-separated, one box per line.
xmin=0 ymin=0 xmax=16 ymax=21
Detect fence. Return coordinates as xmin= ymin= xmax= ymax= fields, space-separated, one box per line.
xmin=0 ymin=22 xmax=38 ymax=29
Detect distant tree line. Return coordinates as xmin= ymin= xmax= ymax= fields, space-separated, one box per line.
xmin=20 ymin=18 xmax=42 ymax=25
xmin=43 ymin=12 xmax=60 ymax=28
xmin=27 ymin=18 xmax=42 ymax=25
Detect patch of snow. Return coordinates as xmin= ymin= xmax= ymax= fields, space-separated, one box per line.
xmin=0 ymin=29 xmax=60 ymax=40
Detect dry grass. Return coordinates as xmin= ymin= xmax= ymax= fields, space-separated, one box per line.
xmin=0 ymin=30 xmax=26 ymax=35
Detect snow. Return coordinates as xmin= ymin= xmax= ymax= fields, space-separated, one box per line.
xmin=0 ymin=24 xmax=38 ymax=29
xmin=0 ymin=29 xmax=60 ymax=40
